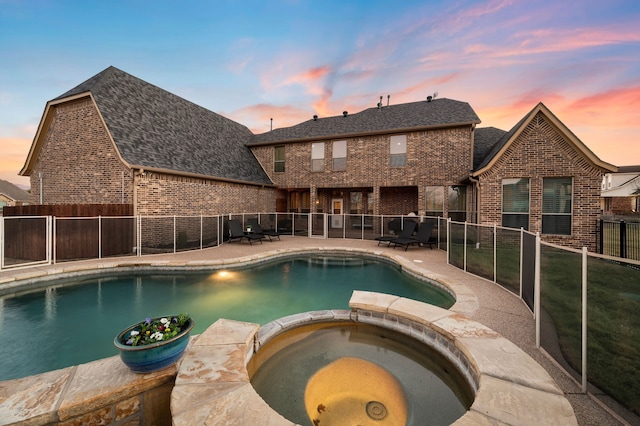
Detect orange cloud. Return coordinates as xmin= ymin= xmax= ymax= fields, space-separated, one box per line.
xmin=225 ymin=103 xmax=313 ymax=133
xmin=285 ymin=65 xmax=332 ymax=85
xmin=0 ymin=137 xmax=32 ymax=188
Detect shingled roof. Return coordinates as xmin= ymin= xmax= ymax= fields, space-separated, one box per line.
xmin=473 ymin=127 xmax=508 ymax=170
xmin=54 ymin=66 xmax=273 ymax=185
xmin=0 ymin=179 xmax=30 ymax=202
xmin=249 ymin=98 xmax=480 ymax=145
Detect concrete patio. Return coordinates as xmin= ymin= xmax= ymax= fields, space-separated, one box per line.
xmin=0 ymin=236 xmax=635 ymax=425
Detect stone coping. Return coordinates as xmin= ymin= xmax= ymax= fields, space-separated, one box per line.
xmin=171 ymin=291 xmax=578 ymax=425
xmin=0 ymin=247 xmax=477 ymax=316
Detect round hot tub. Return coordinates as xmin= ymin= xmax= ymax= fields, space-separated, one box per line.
xmin=248 ymin=320 xmax=476 ymax=426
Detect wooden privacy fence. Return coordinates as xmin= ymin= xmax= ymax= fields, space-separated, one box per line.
xmin=3 ymin=204 xmax=133 ymax=261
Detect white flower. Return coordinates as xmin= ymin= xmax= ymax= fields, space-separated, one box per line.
xmin=151 ymin=332 xmax=164 ymax=341
xmin=130 ymin=330 xmax=140 ymax=336
xmin=160 ymin=318 xmax=169 ymax=324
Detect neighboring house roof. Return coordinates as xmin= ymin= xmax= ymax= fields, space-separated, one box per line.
xmin=472 ymin=102 xmax=617 ymax=176
xmin=617 ymin=165 xmax=640 ymax=173
xmin=602 ymin=168 xmax=640 ymax=197
xmin=0 ymin=179 xmax=30 ymax=202
xmin=21 ymin=66 xmax=273 ymax=186
xmin=249 ymin=98 xmax=481 ymax=145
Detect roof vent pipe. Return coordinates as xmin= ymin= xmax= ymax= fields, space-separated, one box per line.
xmin=343 ymin=111 xmax=348 ymax=117
xmin=387 ymin=95 xmax=390 ymax=106
xmin=378 ymin=96 xmax=383 ymax=109
xmin=313 ymin=115 xmax=318 ymax=121
xmin=427 ymin=95 xmax=433 ymax=102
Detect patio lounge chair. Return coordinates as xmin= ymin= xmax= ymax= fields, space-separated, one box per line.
xmin=375 ymin=219 xmax=416 ymax=246
xmin=228 ymin=219 xmax=264 ymax=245
xmin=248 ymin=218 xmax=281 ymax=241
xmin=391 ymin=220 xmax=436 ymax=251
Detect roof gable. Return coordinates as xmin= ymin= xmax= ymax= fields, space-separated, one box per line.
xmin=249 ymin=98 xmax=480 ymax=145
xmin=473 ymin=102 xmax=616 ymax=175
xmin=27 ymin=67 xmax=273 ymax=186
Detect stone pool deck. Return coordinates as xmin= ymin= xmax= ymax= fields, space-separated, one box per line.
xmin=0 ymin=236 xmax=635 ymax=425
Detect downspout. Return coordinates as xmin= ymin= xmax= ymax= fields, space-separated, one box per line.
xmin=469 ymin=174 xmax=480 ymax=224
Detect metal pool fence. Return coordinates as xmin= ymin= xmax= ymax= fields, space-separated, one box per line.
xmin=1 ymin=213 xmax=638 ymax=418
xmin=447 ymin=220 xmax=640 ymax=419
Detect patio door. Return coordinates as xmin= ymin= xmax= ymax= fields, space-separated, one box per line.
xmin=331 ymin=199 xmax=343 ymax=228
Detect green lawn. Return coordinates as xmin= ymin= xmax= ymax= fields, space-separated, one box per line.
xmin=450 ymin=238 xmax=640 ymax=415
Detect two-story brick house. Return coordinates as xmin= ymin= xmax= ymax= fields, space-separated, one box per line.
xmin=19 ymin=66 xmax=616 ymax=249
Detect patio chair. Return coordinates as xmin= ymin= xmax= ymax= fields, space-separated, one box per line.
xmin=391 ymin=220 xmax=435 ymax=251
xmin=375 ymin=219 xmax=416 ymax=246
xmin=227 ymin=219 xmax=264 ymax=245
xmin=248 ymin=218 xmax=281 ymax=241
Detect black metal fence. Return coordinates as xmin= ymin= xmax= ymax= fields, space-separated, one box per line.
xmin=598 ymin=218 xmax=640 ymax=261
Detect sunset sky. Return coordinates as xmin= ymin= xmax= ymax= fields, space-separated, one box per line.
xmin=1 ymin=0 xmax=639 ymax=188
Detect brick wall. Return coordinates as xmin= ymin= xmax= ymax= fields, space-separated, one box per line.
xmin=135 ymin=172 xmax=276 ymax=216
xmin=477 ymin=112 xmax=604 ymax=250
xmin=250 ymin=127 xmax=473 ymax=215
xmin=31 ymin=98 xmax=134 ymax=205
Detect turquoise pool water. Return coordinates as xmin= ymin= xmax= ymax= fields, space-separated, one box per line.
xmin=0 ymin=255 xmax=454 ymax=381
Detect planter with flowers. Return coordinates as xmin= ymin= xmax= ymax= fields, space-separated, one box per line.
xmin=114 ymin=314 xmax=194 ymax=373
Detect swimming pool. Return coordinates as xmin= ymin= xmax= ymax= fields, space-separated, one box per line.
xmin=0 ymin=255 xmax=454 ymax=381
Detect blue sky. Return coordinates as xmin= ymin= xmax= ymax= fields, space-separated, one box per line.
xmin=1 ymin=0 xmax=639 ymax=188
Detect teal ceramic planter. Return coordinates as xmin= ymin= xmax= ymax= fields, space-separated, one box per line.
xmin=114 ymin=317 xmax=194 ymax=373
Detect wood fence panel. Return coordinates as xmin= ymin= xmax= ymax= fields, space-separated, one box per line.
xmin=3 ymin=204 xmax=133 ymax=261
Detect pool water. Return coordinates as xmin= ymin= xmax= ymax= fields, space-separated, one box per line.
xmin=0 ymin=256 xmax=454 ymax=381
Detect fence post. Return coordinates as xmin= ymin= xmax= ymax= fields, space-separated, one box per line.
xmin=581 ymin=247 xmax=588 ymax=393
xmin=52 ymin=216 xmax=57 ymax=264
xmin=463 ymin=221 xmax=467 ymax=272
xmin=137 ymin=216 xmax=142 ymax=257
xmin=98 ymin=215 xmax=102 ymax=259
xmin=519 ymin=227 xmax=524 ymax=299
xmin=0 ymin=216 xmax=4 ymax=270
xmin=620 ymin=220 xmax=627 ymax=258
xmin=535 ymin=232 xmax=541 ymax=348
xmin=599 ymin=219 xmax=604 ymax=255
xmin=493 ymin=224 xmax=497 ymax=283
xmin=173 ymin=216 xmax=177 ymax=254
xmin=447 ymin=218 xmax=451 ymax=264
xmin=200 ymin=215 xmax=203 ymax=250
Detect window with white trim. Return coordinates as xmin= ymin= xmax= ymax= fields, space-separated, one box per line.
xmin=502 ymin=178 xmax=530 ymax=230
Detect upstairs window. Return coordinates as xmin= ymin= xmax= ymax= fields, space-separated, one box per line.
xmin=502 ymin=178 xmax=530 ymax=230
xmin=425 ymin=186 xmax=444 ymax=217
xmin=543 ymin=177 xmax=572 ymax=235
xmin=390 ymin=135 xmax=406 ymax=167
xmin=448 ymin=185 xmax=467 ymax=222
xmin=311 ymin=142 xmax=324 ymax=172
xmin=333 ymin=140 xmax=346 ymax=171
xmin=274 ymin=145 xmax=285 ymax=172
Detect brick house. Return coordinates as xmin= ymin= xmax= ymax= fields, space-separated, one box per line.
xmin=19 ymin=67 xmax=275 ymax=216
xmin=19 ymin=67 xmax=616 ymax=249
xmin=601 ymin=165 xmax=640 ymax=215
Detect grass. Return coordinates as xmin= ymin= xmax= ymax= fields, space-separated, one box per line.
xmin=451 ymin=238 xmax=640 ymax=415
xmin=540 ymin=249 xmax=640 ymax=415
